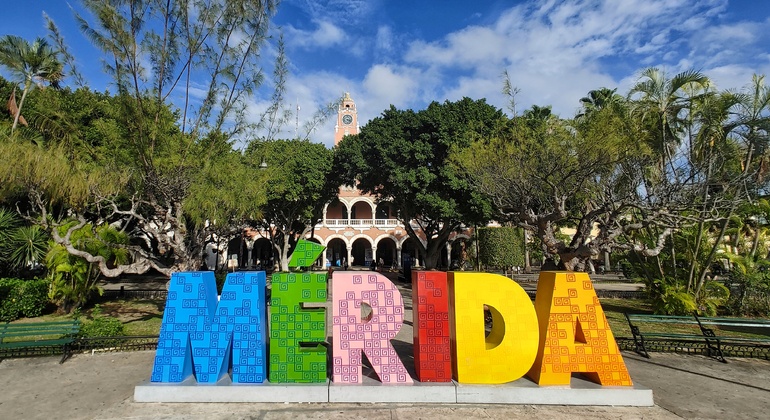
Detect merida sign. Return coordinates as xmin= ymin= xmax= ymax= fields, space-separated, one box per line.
xmin=150 ymin=243 xmax=632 ymax=389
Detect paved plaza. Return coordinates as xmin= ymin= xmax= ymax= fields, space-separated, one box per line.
xmin=1 ymin=350 xmax=770 ymax=419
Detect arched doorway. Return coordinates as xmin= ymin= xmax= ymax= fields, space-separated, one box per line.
xmin=351 ymin=237 xmax=373 ymax=267
xmin=450 ymin=237 xmax=470 ymax=270
xmin=253 ymin=237 xmax=274 ymax=270
xmin=326 ymin=199 xmax=348 ymax=222
xmin=375 ymin=202 xmax=393 ymax=219
xmin=401 ymin=238 xmax=423 ymax=269
xmin=350 ymin=201 xmax=373 ymax=221
xmin=227 ymin=236 xmax=245 ymax=268
xmin=326 ymin=238 xmax=347 ymax=267
xmin=375 ymin=237 xmax=397 ymax=269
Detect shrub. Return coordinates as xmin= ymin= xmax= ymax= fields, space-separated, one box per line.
xmin=477 ymin=227 xmax=525 ymax=270
xmin=0 ymin=278 xmax=49 ymax=321
xmin=79 ymin=305 xmax=126 ymax=337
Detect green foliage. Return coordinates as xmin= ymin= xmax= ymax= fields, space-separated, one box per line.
xmin=454 ymin=102 xmax=642 ymax=271
xmin=0 ymin=208 xmax=20 ymax=273
xmin=696 ymin=281 xmax=730 ymax=316
xmin=46 ymin=223 xmax=129 ymax=313
xmin=244 ymin=139 xmax=338 ymax=270
xmin=335 ymin=97 xmax=501 ymax=269
xmin=0 ymin=278 xmax=50 ymax=321
xmin=0 ymin=208 xmax=49 ymax=277
xmin=7 ymin=226 xmax=49 ymax=270
xmin=183 ymin=145 xmax=268 ymax=228
xmin=0 ymin=35 xmax=64 ymax=132
xmin=79 ymin=305 xmax=126 ymax=337
xmin=650 ymin=279 xmax=698 ymax=315
xmin=477 ymin=227 xmax=525 ymax=269
xmin=725 ymin=253 xmax=770 ymax=316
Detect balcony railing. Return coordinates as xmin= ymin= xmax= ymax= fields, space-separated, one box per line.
xmin=324 ymin=218 xmax=401 ymax=228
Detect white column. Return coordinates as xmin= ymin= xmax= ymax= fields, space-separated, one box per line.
xmin=347 ymin=246 xmax=353 ymax=269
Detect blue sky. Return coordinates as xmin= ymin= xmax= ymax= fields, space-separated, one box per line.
xmin=2 ymin=0 xmax=770 ymax=147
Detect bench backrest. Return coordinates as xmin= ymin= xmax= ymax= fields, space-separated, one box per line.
xmin=0 ymin=320 xmax=81 ymax=342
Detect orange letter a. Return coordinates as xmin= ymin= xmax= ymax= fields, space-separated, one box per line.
xmin=527 ymin=271 xmax=632 ymax=386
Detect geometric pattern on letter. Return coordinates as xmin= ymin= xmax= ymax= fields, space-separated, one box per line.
xmin=331 ymin=272 xmax=413 ymax=384
xmin=526 ymin=271 xmax=633 ymax=387
xmin=413 ymin=270 xmax=452 ymax=382
xmin=151 ymin=271 xmax=267 ymax=384
xmin=269 ymin=271 xmax=327 ymax=383
xmin=288 ymin=239 xmax=326 ymax=268
xmin=448 ymin=272 xmax=539 ymax=384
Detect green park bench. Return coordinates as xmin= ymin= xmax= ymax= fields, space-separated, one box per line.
xmin=625 ymin=313 xmax=770 ymax=362
xmin=692 ymin=314 xmax=770 ymax=362
xmin=0 ymin=320 xmax=81 ymax=363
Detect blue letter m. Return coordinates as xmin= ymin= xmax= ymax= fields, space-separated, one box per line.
xmin=151 ymin=271 xmax=267 ymax=384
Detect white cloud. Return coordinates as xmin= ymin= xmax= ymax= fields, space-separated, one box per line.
xmin=363 ymin=65 xmax=419 ymax=110
xmin=284 ymin=20 xmax=345 ymax=49
xmin=376 ymin=26 xmax=394 ymax=53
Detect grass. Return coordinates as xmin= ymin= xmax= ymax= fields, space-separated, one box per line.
xmin=599 ymin=298 xmax=653 ymax=338
xmin=7 ymin=298 xmax=166 ymax=336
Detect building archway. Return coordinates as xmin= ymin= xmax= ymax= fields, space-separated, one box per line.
xmin=375 ymin=202 xmax=394 ymax=219
xmin=253 ymin=237 xmax=274 ymax=270
xmin=375 ymin=237 xmax=397 ymax=269
xmin=351 ymin=237 xmax=373 ymax=267
xmin=326 ymin=238 xmax=347 ymax=267
xmin=325 ymin=199 xmax=348 ymax=225
xmin=350 ymin=200 xmax=373 ymax=221
xmin=401 ymin=237 xmax=423 ymax=269
xmin=449 ymin=236 xmax=471 ymax=270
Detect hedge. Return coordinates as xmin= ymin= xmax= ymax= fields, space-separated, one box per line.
xmin=477 ymin=226 xmax=525 ymax=269
xmin=0 ymin=278 xmax=49 ymax=321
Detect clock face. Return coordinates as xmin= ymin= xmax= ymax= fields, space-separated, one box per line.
xmin=342 ymin=114 xmax=353 ymax=125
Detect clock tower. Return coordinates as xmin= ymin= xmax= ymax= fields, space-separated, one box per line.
xmin=334 ymin=92 xmax=359 ymax=146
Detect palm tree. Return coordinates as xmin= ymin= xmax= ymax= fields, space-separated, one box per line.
xmin=0 ymin=35 xmax=64 ymax=133
xmin=628 ymin=68 xmax=711 ymax=175
xmin=735 ymin=74 xmax=770 ymax=176
xmin=577 ymin=87 xmax=625 ymax=119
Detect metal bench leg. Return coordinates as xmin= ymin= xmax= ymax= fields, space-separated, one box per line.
xmin=60 ymin=344 xmax=71 ymax=364
xmin=630 ymin=327 xmax=650 ymax=358
xmin=704 ymin=337 xmax=726 ymax=363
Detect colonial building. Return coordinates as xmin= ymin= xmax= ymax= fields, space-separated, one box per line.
xmin=232 ymin=93 xmax=471 ymax=271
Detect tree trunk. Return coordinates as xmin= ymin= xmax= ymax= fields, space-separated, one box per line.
xmin=11 ymin=81 xmax=31 ymax=133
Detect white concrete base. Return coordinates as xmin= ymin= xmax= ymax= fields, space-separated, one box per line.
xmin=134 ymin=377 xmax=329 ymax=403
xmin=328 ymin=375 xmax=456 ymax=403
xmin=135 ymin=375 xmax=653 ymax=406
xmin=455 ymin=376 xmax=654 ymax=406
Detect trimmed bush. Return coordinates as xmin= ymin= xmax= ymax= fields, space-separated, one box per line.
xmin=0 ymin=278 xmax=49 ymax=321
xmin=477 ymin=227 xmax=525 ymax=269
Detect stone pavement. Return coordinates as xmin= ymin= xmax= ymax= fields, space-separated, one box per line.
xmin=2 ymin=350 xmax=770 ymax=419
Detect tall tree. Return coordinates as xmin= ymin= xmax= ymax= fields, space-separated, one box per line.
xmin=455 ymin=104 xmax=655 ymax=271
xmin=1 ymin=0 xmax=282 ymax=277
xmin=245 ymin=139 xmax=338 ymax=271
xmin=334 ymin=98 xmax=500 ymax=269
xmin=628 ymin=67 xmax=710 ymax=178
xmin=0 ymin=35 xmax=64 ymax=132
